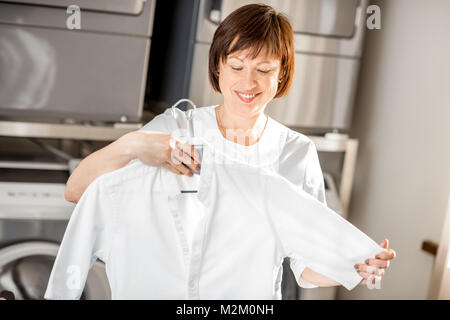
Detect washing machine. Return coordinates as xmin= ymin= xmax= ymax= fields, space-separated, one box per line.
xmin=0 ymin=163 xmax=111 ymax=300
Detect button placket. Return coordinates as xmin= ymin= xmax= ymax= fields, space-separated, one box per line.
xmin=167 ymin=195 xmax=190 ymax=271
xmin=185 ymin=209 xmax=209 ymax=299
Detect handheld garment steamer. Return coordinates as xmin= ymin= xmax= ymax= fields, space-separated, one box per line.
xmin=170 ymin=99 xmax=203 ymax=193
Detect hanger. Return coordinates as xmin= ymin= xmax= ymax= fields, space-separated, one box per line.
xmin=170 ymin=99 xmax=200 ymax=194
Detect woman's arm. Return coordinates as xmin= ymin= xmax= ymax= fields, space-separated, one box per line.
xmin=300 ymin=267 xmax=340 ymax=287
xmin=64 ymin=132 xmax=137 ymax=203
xmin=301 ymin=239 xmax=397 ymax=288
xmin=65 ymin=130 xmax=201 ymax=203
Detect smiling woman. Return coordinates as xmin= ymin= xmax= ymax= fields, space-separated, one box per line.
xmin=206 ymin=4 xmax=295 ymax=146
xmin=208 ymin=4 xmax=295 ymax=100
xmin=63 ymin=3 xmax=395 ymax=299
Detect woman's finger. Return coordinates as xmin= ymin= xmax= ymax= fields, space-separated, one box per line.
xmin=165 ymin=161 xmax=193 ymax=176
xmin=171 ymin=143 xmax=200 ymax=172
xmin=358 ymin=271 xmax=382 ymax=283
xmin=360 ymin=265 xmax=385 ymax=276
xmin=360 ymin=276 xmax=382 ymax=286
xmin=365 ymin=258 xmax=390 ymax=269
xmin=357 ymin=271 xmax=373 ymax=280
xmin=173 ymin=162 xmax=194 ymax=177
xmin=162 ymin=163 xmax=182 ymax=175
xmin=177 ymin=141 xmax=202 ymax=167
xmin=169 ymin=162 xmax=194 ymax=177
xmin=375 ymin=249 xmax=396 ymax=260
xmin=356 ymin=264 xmax=382 ymax=275
xmin=164 ymin=153 xmax=192 ymax=175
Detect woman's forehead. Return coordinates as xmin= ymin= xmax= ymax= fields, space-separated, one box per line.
xmin=227 ymin=48 xmax=280 ymax=64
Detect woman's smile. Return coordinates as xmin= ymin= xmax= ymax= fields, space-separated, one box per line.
xmin=234 ymin=90 xmax=261 ymax=103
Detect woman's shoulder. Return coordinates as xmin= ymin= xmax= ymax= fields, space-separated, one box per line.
xmin=268 ymin=116 xmax=315 ymax=151
xmin=139 ymin=105 xmax=217 ymax=133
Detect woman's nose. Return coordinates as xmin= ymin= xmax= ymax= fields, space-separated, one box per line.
xmin=241 ymin=70 xmax=258 ymax=90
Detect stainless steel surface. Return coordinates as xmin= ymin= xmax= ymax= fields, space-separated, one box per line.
xmin=0 ymin=121 xmax=141 ymax=141
xmin=195 ymin=0 xmax=367 ymax=57
xmin=0 ymin=1 xmax=155 ymax=36
xmin=0 ymin=0 xmax=155 ymax=122
xmin=0 ymin=161 xmax=69 ymax=171
xmin=2 ymin=0 xmax=146 ymax=15
xmin=190 ymin=0 xmax=369 ymax=130
xmin=0 ymin=182 xmax=73 ymax=220
xmin=221 ymin=0 xmax=358 ymax=38
xmin=266 ymin=55 xmax=360 ymax=129
xmin=0 ymin=27 xmax=150 ymax=122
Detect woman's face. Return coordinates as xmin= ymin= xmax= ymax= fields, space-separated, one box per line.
xmin=217 ymin=47 xmax=281 ymax=118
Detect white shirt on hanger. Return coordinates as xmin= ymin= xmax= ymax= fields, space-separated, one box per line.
xmin=44 ymin=144 xmax=383 ymax=300
xmin=139 ymin=105 xmax=328 ymax=288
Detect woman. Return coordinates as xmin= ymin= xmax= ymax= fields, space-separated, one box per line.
xmin=65 ymin=4 xmax=395 ymax=289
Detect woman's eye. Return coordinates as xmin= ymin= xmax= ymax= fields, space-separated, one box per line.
xmin=231 ymin=67 xmax=243 ymax=71
xmin=258 ymin=70 xmax=270 ymax=74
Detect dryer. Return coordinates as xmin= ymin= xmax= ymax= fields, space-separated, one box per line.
xmin=0 ymin=0 xmax=156 ymax=123
xmin=0 ymin=164 xmax=111 ymax=300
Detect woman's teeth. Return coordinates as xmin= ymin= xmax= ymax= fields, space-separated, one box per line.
xmin=236 ymin=92 xmax=259 ymax=102
xmin=240 ymin=93 xmax=256 ymax=98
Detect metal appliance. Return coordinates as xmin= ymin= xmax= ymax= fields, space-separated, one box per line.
xmin=0 ymin=0 xmax=156 ymax=123
xmin=0 ymin=165 xmax=111 ymax=300
xmin=188 ymin=0 xmax=369 ymax=132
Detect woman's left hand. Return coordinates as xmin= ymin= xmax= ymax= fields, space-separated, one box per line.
xmin=354 ymin=238 xmax=397 ymax=286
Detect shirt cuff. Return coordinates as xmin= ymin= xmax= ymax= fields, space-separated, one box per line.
xmin=289 ymin=258 xmax=319 ymax=289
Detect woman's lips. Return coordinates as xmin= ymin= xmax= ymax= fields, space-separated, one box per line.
xmin=235 ymin=91 xmax=261 ymax=103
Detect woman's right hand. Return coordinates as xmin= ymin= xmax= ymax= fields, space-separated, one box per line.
xmin=65 ymin=129 xmax=201 ymax=203
xmin=121 ymin=130 xmax=201 ymax=177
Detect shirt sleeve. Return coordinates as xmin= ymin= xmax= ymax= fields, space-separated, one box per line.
xmin=139 ymin=107 xmax=186 ymax=134
xmin=44 ymin=178 xmax=113 ymax=300
xmin=302 ymin=141 xmax=327 ymax=206
xmin=264 ymin=173 xmax=384 ymax=291
xmin=282 ymin=140 xmax=327 ymax=288
xmin=139 ymin=112 xmax=171 ymax=133
xmin=293 ymin=141 xmax=327 ymax=287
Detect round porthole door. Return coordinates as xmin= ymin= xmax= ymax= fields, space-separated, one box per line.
xmin=0 ymin=241 xmax=111 ymax=300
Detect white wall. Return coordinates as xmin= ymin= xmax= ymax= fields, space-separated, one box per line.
xmin=337 ymin=0 xmax=450 ymax=299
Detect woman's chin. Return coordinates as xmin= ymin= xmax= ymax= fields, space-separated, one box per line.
xmin=232 ymin=98 xmax=258 ymax=111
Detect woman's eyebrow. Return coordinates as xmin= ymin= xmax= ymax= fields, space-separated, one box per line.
xmin=257 ymin=61 xmax=272 ymax=65
xmin=228 ymin=57 xmax=275 ymax=65
xmin=228 ymin=56 xmax=243 ymax=62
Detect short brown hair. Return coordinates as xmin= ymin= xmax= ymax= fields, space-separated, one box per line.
xmin=208 ymin=4 xmax=295 ymax=98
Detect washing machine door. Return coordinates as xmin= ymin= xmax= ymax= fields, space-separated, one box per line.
xmin=0 ymin=241 xmax=111 ymax=300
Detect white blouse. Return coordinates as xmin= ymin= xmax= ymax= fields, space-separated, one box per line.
xmin=139 ymin=105 xmax=327 ymax=288
xmin=44 ymin=144 xmax=382 ymax=299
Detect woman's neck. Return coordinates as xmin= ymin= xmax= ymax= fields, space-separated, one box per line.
xmin=215 ymin=104 xmax=268 ymax=146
